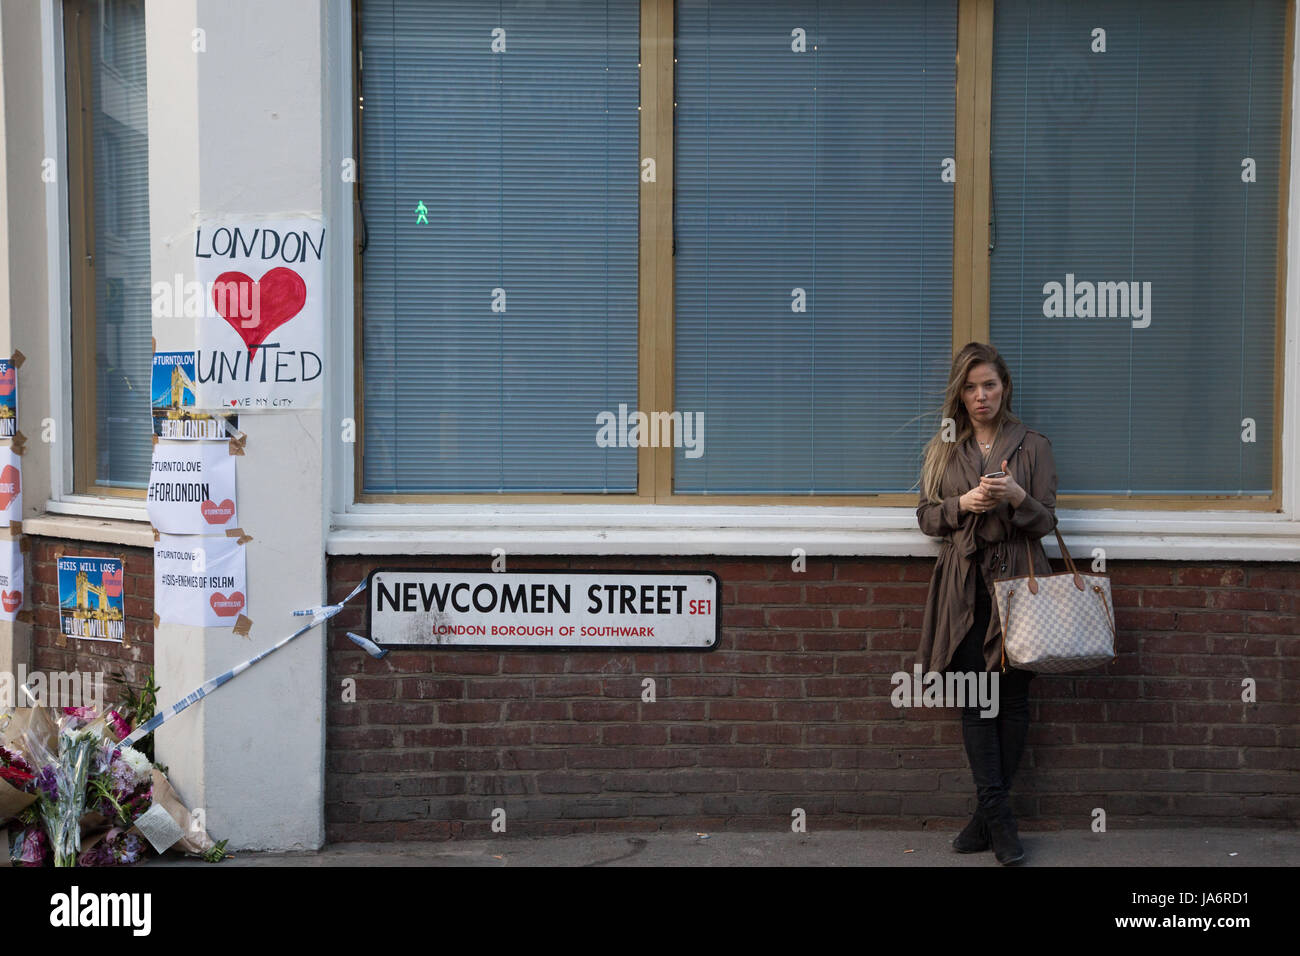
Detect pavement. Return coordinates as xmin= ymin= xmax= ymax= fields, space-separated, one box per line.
xmin=151 ymin=827 xmax=1300 ymax=866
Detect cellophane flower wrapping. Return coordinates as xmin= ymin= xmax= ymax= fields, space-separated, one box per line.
xmin=21 ymin=709 xmax=106 ymax=867
xmin=3 ymin=699 xmax=223 ymax=866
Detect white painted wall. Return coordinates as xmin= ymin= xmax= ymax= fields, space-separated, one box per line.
xmin=0 ymin=1 xmax=52 ymax=689
xmin=149 ymin=0 xmax=328 ymax=850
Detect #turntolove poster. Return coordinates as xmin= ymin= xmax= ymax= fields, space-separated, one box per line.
xmin=193 ymin=216 xmax=324 ymax=411
xmin=155 ymin=533 xmax=247 ymax=628
xmin=146 ymin=442 xmax=237 ymax=534
xmin=57 ymin=556 xmax=125 ymax=642
xmin=0 ymin=538 xmax=21 ymax=622
xmin=0 ymin=445 xmax=20 ymax=524
xmin=151 ymin=350 xmax=239 ymax=440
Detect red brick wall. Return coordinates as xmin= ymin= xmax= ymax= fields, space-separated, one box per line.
xmin=27 ymin=537 xmax=154 ymax=701
xmin=323 ymin=555 xmax=1300 ymax=841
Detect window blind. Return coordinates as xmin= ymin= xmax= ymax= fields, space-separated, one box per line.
xmin=673 ymin=0 xmax=957 ymax=494
xmin=358 ymin=0 xmax=641 ymax=494
xmin=990 ymin=0 xmax=1283 ymax=495
xmin=86 ymin=0 xmax=152 ymax=489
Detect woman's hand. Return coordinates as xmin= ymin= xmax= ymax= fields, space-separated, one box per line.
xmin=959 ymin=486 xmax=996 ymax=513
xmin=979 ymin=458 xmax=1027 ymax=506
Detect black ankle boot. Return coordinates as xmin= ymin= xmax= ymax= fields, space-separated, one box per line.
xmin=951 ymin=809 xmax=989 ymax=853
xmin=986 ymin=803 xmax=1025 ymax=865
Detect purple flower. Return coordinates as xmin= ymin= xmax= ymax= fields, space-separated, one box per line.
xmin=35 ymin=765 xmax=58 ymax=800
xmin=107 ymin=710 xmax=132 ymax=741
xmin=77 ymin=827 xmax=146 ymax=866
xmin=117 ymin=832 xmax=143 ymax=864
xmin=13 ymin=827 xmax=49 ymax=865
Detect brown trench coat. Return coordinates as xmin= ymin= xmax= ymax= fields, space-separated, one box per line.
xmin=915 ymin=419 xmax=1059 ymax=673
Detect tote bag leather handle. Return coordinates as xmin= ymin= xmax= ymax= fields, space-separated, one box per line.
xmin=1024 ymin=524 xmax=1083 ymax=594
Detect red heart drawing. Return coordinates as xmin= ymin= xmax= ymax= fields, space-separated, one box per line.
xmin=0 ymin=464 xmax=19 ymax=510
xmin=1 ymin=590 xmax=21 ymax=612
xmin=210 ymin=591 xmax=245 ymax=617
xmin=200 ymin=499 xmax=235 ymax=524
xmin=212 ymin=267 xmax=306 ymax=357
xmin=102 ymin=566 xmax=124 ymax=598
xmin=0 ymin=367 xmax=13 ymax=396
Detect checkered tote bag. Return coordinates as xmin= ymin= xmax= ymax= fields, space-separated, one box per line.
xmin=991 ymin=527 xmax=1117 ymax=673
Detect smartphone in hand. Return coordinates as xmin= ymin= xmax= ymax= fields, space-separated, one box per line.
xmin=982 ymin=471 xmax=1006 ymax=479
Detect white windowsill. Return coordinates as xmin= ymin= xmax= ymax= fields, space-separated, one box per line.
xmin=326 ymin=505 xmax=1300 ymax=561
xmin=26 ymin=503 xmax=154 ymax=548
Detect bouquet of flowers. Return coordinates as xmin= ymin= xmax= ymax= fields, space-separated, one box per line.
xmin=1 ymin=672 xmax=227 ymax=867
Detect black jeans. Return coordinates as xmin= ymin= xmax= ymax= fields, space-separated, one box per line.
xmin=950 ymin=567 xmax=1033 ymax=815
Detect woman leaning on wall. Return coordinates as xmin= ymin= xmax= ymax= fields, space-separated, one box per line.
xmin=914 ymin=341 xmax=1060 ymax=865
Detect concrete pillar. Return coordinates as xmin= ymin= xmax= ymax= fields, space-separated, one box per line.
xmin=149 ymin=0 xmax=327 ymax=850
xmin=0 ymin=1 xmax=47 ymax=696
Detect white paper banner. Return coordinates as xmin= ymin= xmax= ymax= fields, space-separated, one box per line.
xmin=146 ymin=442 xmax=237 ymax=534
xmin=0 ymin=539 xmax=21 ymax=622
xmin=194 ymin=216 xmax=324 ymax=410
xmin=155 ymin=533 xmax=247 ymax=628
xmin=0 ymin=445 xmax=19 ymax=525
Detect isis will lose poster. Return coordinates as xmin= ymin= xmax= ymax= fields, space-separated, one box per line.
xmin=57 ymin=556 xmax=125 ymax=642
xmin=193 ymin=217 xmax=324 ymax=410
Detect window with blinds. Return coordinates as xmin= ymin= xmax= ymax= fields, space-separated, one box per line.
xmin=66 ymin=0 xmax=153 ymax=492
xmin=989 ymin=0 xmax=1285 ymax=496
xmin=357 ymin=0 xmax=641 ymax=495
xmin=673 ymin=0 xmax=958 ymax=494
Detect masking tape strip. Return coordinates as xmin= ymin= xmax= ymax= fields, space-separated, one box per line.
xmin=119 ymin=579 xmax=371 ymax=749
xmin=10 ymin=432 xmax=26 ymax=456
xmin=18 ymin=538 xmax=29 ymax=554
xmin=153 ymin=612 xmax=160 ymax=628
xmin=232 ymin=614 xmax=252 ymax=637
xmin=8 ymin=521 xmax=20 ymax=536
xmin=9 ymin=349 xmax=24 ymax=369
xmin=15 ymin=609 xmax=32 ymax=624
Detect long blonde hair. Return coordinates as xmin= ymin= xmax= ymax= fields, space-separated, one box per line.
xmin=917 ymin=342 xmax=1021 ymax=504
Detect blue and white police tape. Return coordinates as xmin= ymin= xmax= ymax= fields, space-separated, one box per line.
xmin=346 ymin=632 xmax=388 ymax=659
xmin=119 ymin=578 xmax=378 ymax=750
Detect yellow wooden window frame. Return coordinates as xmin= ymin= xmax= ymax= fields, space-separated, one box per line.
xmin=352 ymin=0 xmax=1290 ymax=512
